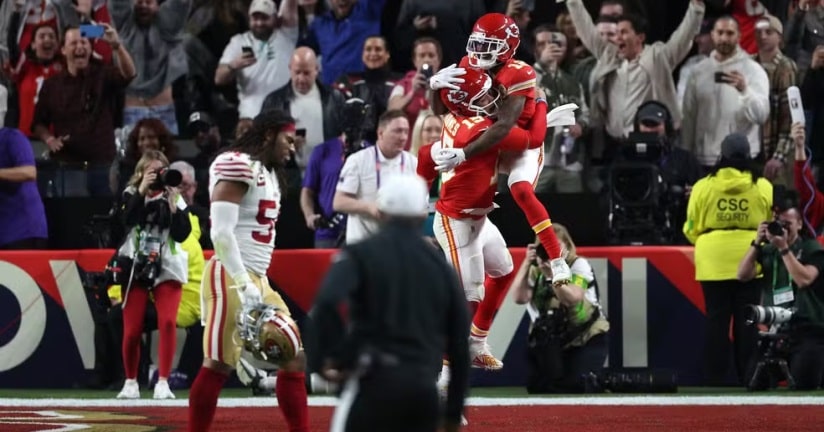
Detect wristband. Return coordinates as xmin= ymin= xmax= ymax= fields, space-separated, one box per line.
xmin=750 ymin=240 xmax=761 ymax=248
xmin=780 ymin=248 xmax=791 ymax=256
xmin=536 ymin=97 xmax=547 ymax=105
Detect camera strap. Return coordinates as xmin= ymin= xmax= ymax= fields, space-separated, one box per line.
xmin=772 ymin=255 xmax=794 ymax=306
xmin=374 ymin=146 xmax=405 ymax=189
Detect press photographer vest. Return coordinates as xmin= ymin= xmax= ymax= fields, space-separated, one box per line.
xmin=117 ymin=187 xmax=189 ymax=286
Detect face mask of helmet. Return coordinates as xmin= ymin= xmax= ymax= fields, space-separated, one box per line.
xmin=467 ymin=33 xmax=507 ymax=69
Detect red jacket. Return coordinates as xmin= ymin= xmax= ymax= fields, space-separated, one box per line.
xmin=795 ymin=160 xmax=824 ymax=238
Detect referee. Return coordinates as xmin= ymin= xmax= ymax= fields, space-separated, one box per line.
xmin=310 ymin=173 xmax=470 ymax=432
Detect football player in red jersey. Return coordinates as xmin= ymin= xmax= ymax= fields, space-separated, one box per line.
xmin=419 ymin=68 xmax=547 ymax=371
xmin=430 ymin=13 xmax=572 ymax=309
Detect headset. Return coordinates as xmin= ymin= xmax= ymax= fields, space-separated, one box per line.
xmin=633 ymin=100 xmax=675 ymax=141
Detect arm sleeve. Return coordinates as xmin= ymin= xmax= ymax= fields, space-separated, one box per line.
xmin=219 ymin=35 xmax=242 ymax=66
xmin=738 ymin=65 xmax=771 ymax=126
xmin=415 ymin=143 xmax=438 ymax=185
xmin=444 ymin=267 xmax=470 ymax=423
xmin=210 ymin=201 xmax=250 ymax=283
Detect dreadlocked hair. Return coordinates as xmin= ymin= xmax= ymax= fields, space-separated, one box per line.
xmin=226 ymin=109 xmax=295 ymax=192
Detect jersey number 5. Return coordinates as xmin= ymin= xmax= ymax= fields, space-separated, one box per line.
xmin=252 ymin=200 xmax=278 ymax=244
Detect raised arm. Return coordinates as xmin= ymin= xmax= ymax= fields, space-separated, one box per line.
xmin=661 ymin=0 xmax=706 ymax=68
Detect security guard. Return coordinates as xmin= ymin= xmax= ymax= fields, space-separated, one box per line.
xmin=310 ymin=173 xmax=469 ymax=432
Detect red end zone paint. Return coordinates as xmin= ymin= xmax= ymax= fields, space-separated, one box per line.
xmin=1 ymin=405 xmax=822 ymax=432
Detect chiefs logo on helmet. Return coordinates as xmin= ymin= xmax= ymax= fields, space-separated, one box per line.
xmin=447 ymin=90 xmax=469 ymax=104
xmin=505 ymin=23 xmax=519 ymax=39
xmin=236 ymin=304 xmax=302 ymax=364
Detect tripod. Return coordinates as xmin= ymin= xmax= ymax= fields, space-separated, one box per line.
xmin=747 ymin=331 xmax=796 ymax=390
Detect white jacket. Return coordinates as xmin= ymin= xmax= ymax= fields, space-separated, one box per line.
xmin=682 ymin=48 xmax=770 ymax=165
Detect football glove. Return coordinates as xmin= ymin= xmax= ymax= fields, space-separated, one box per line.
xmin=237 ymin=281 xmax=262 ymax=307
xmin=429 ymin=64 xmax=466 ymax=91
xmin=434 ymin=148 xmax=466 ymax=172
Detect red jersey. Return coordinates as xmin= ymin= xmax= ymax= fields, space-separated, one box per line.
xmin=417 ymin=103 xmax=547 ymax=219
xmin=14 ymin=58 xmax=62 ymax=136
xmin=459 ymin=56 xmax=537 ymax=129
xmin=730 ymin=0 xmax=766 ymax=54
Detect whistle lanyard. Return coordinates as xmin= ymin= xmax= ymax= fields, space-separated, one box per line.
xmin=374 ymin=146 xmax=405 ymax=189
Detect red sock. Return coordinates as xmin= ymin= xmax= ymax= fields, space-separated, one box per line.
xmin=510 ymin=181 xmax=562 ymax=259
xmin=472 ymin=272 xmax=516 ymax=338
xmin=188 ymin=366 xmax=228 ymax=432
xmin=276 ymin=370 xmax=309 ymax=432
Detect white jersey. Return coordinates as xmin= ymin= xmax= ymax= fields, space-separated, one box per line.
xmin=209 ymin=152 xmax=282 ymax=275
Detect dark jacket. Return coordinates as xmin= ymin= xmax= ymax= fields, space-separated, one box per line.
xmin=260 ymin=80 xmax=346 ymax=142
xmin=309 ymin=220 xmax=469 ymax=424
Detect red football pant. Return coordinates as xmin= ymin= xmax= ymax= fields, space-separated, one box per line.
xmin=121 ymin=280 xmax=182 ymax=379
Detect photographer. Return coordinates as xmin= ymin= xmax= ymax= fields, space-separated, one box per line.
xmin=738 ymin=206 xmax=824 ymax=389
xmin=513 ymin=224 xmax=609 ymax=393
xmin=114 ymin=150 xmax=191 ymax=400
xmin=684 ymin=132 xmax=773 ymax=386
xmin=300 ymin=98 xmax=371 ymax=248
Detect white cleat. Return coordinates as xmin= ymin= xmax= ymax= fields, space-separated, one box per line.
xmin=469 ymin=337 xmax=503 ymax=370
xmin=153 ymin=379 xmax=175 ymax=399
xmin=116 ymin=379 xmax=140 ymax=399
xmin=550 ymin=258 xmax=572 ymax=286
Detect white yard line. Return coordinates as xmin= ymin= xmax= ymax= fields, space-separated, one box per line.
xmin=0 ymin=395 xmax=823 ymax=408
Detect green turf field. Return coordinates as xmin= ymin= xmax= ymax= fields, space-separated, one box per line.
xmin=0 ymin=386 xmax=822 ymax=399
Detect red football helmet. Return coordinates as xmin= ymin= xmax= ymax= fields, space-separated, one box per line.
xmin=439 ymin=68 xmax=500 ymax=118
xmin=466 ymin=13 xmax=521 ymax=69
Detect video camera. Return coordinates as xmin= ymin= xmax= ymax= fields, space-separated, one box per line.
xmin=340 ymin=98 xmax=370 ymax=158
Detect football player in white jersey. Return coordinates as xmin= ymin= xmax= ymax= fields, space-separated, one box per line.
xmin=188 ymin=110 xmax=309 ymax=432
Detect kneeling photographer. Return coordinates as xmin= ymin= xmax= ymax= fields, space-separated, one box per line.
xmin=513 ymin=224 xmax=609 ymax=393
xmin=113 ymin=150 xmax=192 ymax=399
xmin=738 ymin=206 xmax=824 ymax=390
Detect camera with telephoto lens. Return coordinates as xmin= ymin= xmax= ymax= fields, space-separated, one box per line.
xmin=767 ymin=220 xmax=788 ymax=236
xmin=150 ymin=168 xmax=183 ymax=191
xmin=746 ymin=305 xmax=794 ymax=326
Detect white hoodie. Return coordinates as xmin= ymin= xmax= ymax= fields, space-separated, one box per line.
xmin=681 ymin=48 xmax=770 ymax=166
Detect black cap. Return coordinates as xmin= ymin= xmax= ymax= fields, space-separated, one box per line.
xmin=637 ymin=103 xmax=667 ymax=125
xmin=188 ymin=111 xmax=214 ymax=132
xmin=721 ymin=133 xmax=751 ymax=160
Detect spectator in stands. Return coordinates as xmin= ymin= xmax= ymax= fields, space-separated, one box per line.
xmin=507 ymin=0 xmax=534 ymax=65
xmin=304 ymin=0 xmax=385 ymax=85
xmin=387 ymin=36 xmax=442 ymax=149
xmin=684 ymin=132 xmax=772 ymax=386
xmin=260 ymin=46 xmax=346 ymax=169
xmin=570 ymin=15 xmax=617 ymax=108
xmin=727 ymin=0 xmax=767 ymax=55
xmin=677 ymin=19 xmax=714 ymax=109
xmin=32 ymin=24 xmax=135 ymax=197
xmin=183 ymin=0 xmax=249 ymax=131
xmin=410 ymin=113 xmax=442 ymax=237
xmin=0 ymin=0 xmax=114 ymax=67
xmin=754 ymin=15 xmax=798 ymax=188
xmin=785 ymin=0 xmax=824 ymax=84
xmin=395 ymin=0 xmax=485 ymax=70
xmin=566 ymin=0 xmax=705 ymax=163
xmin=532 ymin=25 xmax=590 ymax=194
xmin=794 ymin=123 xmax=824 ymax=235
xmin=682 ymin=15 xmax=770 ymax=170
xmin=111 ymin=0 xmax=190 ymax=135
xmin=513 ymin=224 xmax=609 ymax=394
xmin=215 ymin=0 xmax=298 ymax=119
xmin=802 ymin=46 xmax=824 ymax=180
xmin=115 ymin=150 xmax=191 ymax=400
xmin=110 ymin=118 xmax=177 ymax=194
xmin=170 ymin=160 xmax=211 ymax=250
xmin=186 ymin=111 xmax=225 ymax=206
xmin=6 ymin=23 xmax=62 ymax=137
xmin=334 ymin=35 xmax=402 ymax=143
xmin=0 ymin=127 xmax=47 ymax=249
xmin=333 ymin=110 xmax=417 ymax=244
